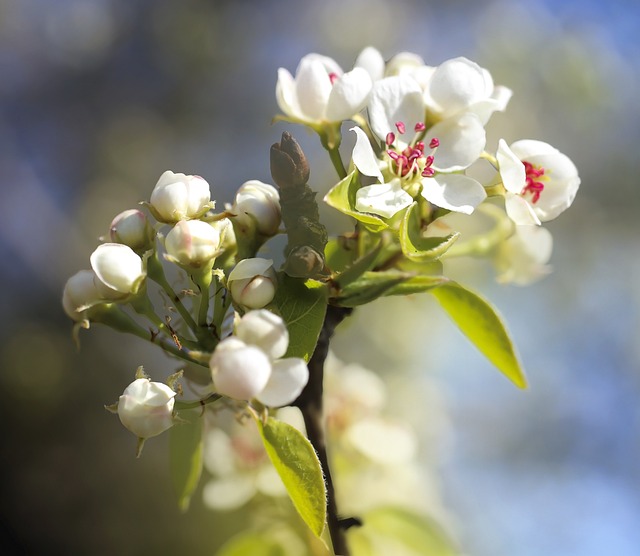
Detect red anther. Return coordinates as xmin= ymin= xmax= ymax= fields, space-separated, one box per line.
xmin=422 ymin=167 xmax=435 ymax=177
xmin=395 ymin=121 xmax=406 ymax=134
xmin=386 ymin=132 xmax=396 ymax=146
xmin=328 ymin=72 xmax=339 ymax=84
xmin=425 ymin=155 xmax=434 ymax=166
xmin=387 ymin=150 xmax=400 ymax=161
xmin=414 ymin=122 xmax=426 ymax=132
xmin=415 ymin=141 xmax=425 ymax=152
xmin=522 ymin=161 xmax=546 ymax=203
xmin=429 ymin=138 xmax=440 ymax=149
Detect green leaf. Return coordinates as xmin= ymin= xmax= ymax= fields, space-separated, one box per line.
xmin=216 ymin=531 xmax=287 ymax=556
xmin=255 ymin=417 xmax=326 ymax=538
xmin=399 ymin=202 xmax=459 ymax=261
xmin=431 ymin=282 xmax=527 ymax=388
xmin=273 ymin=274 xmax=328 ymax=361
xmin=169 ymin=408 xmax=204 ymax=511
xmin=332 ymin=270 xmax=410 ymax=307
xmin=324 ymin=171 xmax=388 ymax=232
xmin=352 ymin=507 xmax=460 ymax=556
xmin=333 ymin=239 xmax=384 ymax=288
xmin=324 ymin=236 xmax=358 ymax=273
xmin=383 ymin=274 xmax=449 ymax=297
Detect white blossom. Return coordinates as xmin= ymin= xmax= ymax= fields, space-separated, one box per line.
xmin=228 ymin=258 xmax=277 ymax=310
xmin=109 ymin=209 xmax=155 ymax=252
xmin=495 ymin=225 xmax=553 ymax=285
xmin=230 ymin=180 xmax=281 ymax=238
xmin=149 ymin=170 xmax=212 ymax=223
xmin=90 ymin=243 xmax=145 ymax=297
xmin=117 ymin=378 xmax=176 ymax=439
xmin=164 ymin=219 xmax=221 ymax=268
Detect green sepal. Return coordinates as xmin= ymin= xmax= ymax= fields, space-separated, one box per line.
xmin=399 ymin=202 xmax=459 ymax=261
xmin=332 ymin=239 xmax=384 ymax=289
xmin=324 ymin=236 xmax=359 ymax=274
xmin=272 ymin=274 xmax=328 ymax=362
xmin=431 ymin=282 xmax=527 ymax=388
xmin=254 ymin=416 xmax=326 ymax=538
xmin=169 ymin=408 xmax=204 ymax=512
xmin=324 ymin=171 xmax=388 ymax=232
xmin=331 ymin=270 xmax=447 ymax=307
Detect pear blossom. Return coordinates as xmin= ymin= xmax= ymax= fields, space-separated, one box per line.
xmin=149 ymin=170 xmax=212 ymax=223
xmin=109 ymin=209 xmax=155 ymax=252
xmin=209 ymin=310 xmax=308 ymax=407
xmin=423 ymin=57 xmax=512 ymax=125
xmin=117 ymin=378 xmax=176 ymax=439
xmin=62 ymin=269 xmax=106 ymax=321
xmin=164 ymin=219 xmax=221 ymax=268
xmin=276 ymin=52 xmax=373 ymax=125
xmin=495 ymin=225 xmax=553 ymax=285
xmin=497 ymin=139 xmax=580 ymax=226
xmin=90 ymin=243 xmax=145 ymax=297
xmin=348 ymin=75 xmax=486 ymax=219
xmin=228 ymin=258 xmax=277 ymax=310
xmin=230 ymin=180 xmax=281 ymax=239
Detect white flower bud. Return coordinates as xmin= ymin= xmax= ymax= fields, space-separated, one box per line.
xmin=256 ymin=358 xmax=309 ymax=407
xmin=234 ymin=310 xmax=289 ymax=360
xmin=164 ymin=220 xmax=221 ymax=268
xmin=210 ymin=337 xmax=272 ymax=400
xmin=149 ymin=170 xmax=212 ymax=223
xmin=62 ymin=269 xmax=104 ymax=321
xmin=109 ymin=209 xmax=155 ymax=252
xmin=231 ymin=180 xmax=281 ymax=238
xmin=117 ymin=378 xmax=176 ymax=438
xmin=90 ymin=243 xmax=145 ymax=296
xmin=228 ymin=258 xmax=277 ymax=309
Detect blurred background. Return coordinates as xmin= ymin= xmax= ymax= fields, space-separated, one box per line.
xmin=1 ymin=0 xmax=638 ymax=554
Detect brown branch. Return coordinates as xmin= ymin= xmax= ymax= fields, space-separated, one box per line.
xmin=294 ymin=304 xmax=354 ymax=556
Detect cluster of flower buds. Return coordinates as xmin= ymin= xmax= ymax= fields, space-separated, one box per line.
xmin=277 ymin=47 xmax=580 ymax=285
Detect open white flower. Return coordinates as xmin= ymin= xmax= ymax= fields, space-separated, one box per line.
xmin=209 ymin=310 xmax=308 ymax=407
xmin=497 ymin=139 xmax=580 ymax=226
xmin=350 ymin=75 xmax=486 ymax=219
xmin=276 ymin=52 xmax=373 ymax=125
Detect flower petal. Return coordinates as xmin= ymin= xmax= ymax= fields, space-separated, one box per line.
xmin=326 ymin=67 xmax=372 ymax=122
xmin=421 ymin=174 xmax=487 ymax=214
xmin=256 ymin=358 xmax=309 ymax=407
xmin=497 ymin=138 xmax=526 ymax=194
xmin=355 ymin=180 xmax=413 ymax=219
xmin=295 ymin=58 xmax=332 ymax=121
xmin=354 ymin=46 xmax=385 ymax=82
xmin=350 ymin=126 xmax=383 ymax=181
xmin=276 ymin=68 xmax=302 ymax=120
xmin=427 ymin=112 xmax=486 ymax=171
xmin=505 ymin=193 xmax=541 ymax=226
xmin=368 ymin=76 xmax=424 ymax=144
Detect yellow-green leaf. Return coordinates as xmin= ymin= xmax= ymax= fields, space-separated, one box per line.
xmin=431 ymin=282 xmax=527 ymax=388
xmin=169 ymin=408 xmax=204 ymax=511
xmin=255 ymin=417 xmax=326 ymax=538
xmin=399 ymin=202 xmax=459 ymax=261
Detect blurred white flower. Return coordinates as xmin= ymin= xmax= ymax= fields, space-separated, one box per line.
xmin=117 ymin=378 xmax=176 ymax=439
xmin=496 ymin=225 xmax=553 ymax=285
xmin=149 ymin=170 xmax=212 ymax=223
xmin=497 ymin=139 xmax=580 ymax=225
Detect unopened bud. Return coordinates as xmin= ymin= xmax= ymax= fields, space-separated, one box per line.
xmin=284 ymin=245 xmax=325 ymax=278
xmin=164 ymin=220 xmax=221 ymax=269
xmin=109 ymin=209 xmax=155 ymax=252
xmin=231 ymin=180 xmax=281 ymax=238
xmin=228 ymin=258 xmax=277 ymax=310
xmin=62 ymin=269 xmax=105 ymax=321
xmin=270 ymin=132 xmax=310 ymax=189
xmin=117 ymin=378 xmax=176 ymax=439
xmin=90 ymin=243 xmax=146 ymax=297
xmin=234 ymin=309 xmax=289 ymax=360
xmin=149 ymin=170 xmax=212 ymax=223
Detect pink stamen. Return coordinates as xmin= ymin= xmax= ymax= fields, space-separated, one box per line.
xmin=415 ymin=141 xmax=425 ymax=152
xmin=422 ymin=167 xmax=435 ymax=177
xmin=386 ymin=132 xmax=395 ymax=146
xmin=395 ymin=121 xmax=406 ymax=134
xmin=414 ymin=122 xmax=426 ymax=132
xmin=328 ymin=72 xmax=339 ymax=85
xmin=429 ymin=138 xmax=440 ymax=149
xmin=522 ymin=161 xmax=546 ymax=203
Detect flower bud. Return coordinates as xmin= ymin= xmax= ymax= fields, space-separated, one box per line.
xmin=256 ymin=357 xmax=309 ymax=407
xmin=210 ymin=337 xmax=272 ymax=400
xmin=117 ymin=378 xmax=176 ymax=438
xmin=270 ymin=132 xmax=310 ymax=189
xmin=228 ymin=258 xmax=277 ymax=310
xmin=234 ymin=310 xmax=289 ymax=360
xmin=90 ymin=243 xmax=145 ymax=296
xmin=149 ymin=170 xmax=212 ymax=223
xmin=231 ymin=180 xmax=281 ymax=238
xmin=62 ymin=269 xmax=104 ymax=321
xmin=164 ymin=220 xmax=221 ymax=269
xmin=109 ymin=209 xmax=155 ymax=252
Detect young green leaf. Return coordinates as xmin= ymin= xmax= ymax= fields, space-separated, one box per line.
xmin=169 ymin=408 xmax=204 ymax=512
xmin=255 ymin=416 xmax=326 ymax=538
xmin=431 ymin=282 xmax=527 ymax=388
xmin=273 ymin=274 xmax=328 ymax=361
xmin=332 ymin=239 xmax=383 ymax=288
xmin=399 ymin=202 xmax=459 ymax=261
xmin=324 ymin=171 xmax=388 ymax=232
xmin=325 ymin=236 xmax=359 ymax=273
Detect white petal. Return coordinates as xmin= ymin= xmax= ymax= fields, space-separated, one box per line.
xmin=505 ymin=193 xmax=541 ymax=226
xmin=299 ymin=53 xmax=343 ymax=77
xmin=496 ymin=225 xmax=553 ymax=286
xmin=346 ymin=418 xmax=417 ymax=465
xmin=497 ymin=138 xmax=526 ymax=194
xmin=256 ymin=358 xmax=309 ymax=407
xmin=385 ymin=51 xmax=425 ymax=77
xmin=275 ymin=68 xmax=301 ymax=119
xmin=90 ymin=243 xmax=144 ymax=294
xmin=202 ymin=475 xmax=256 ymax=511
xmin=509 ymin=139 xmax=558 ymax=159
xmin=355 ymin=180 xmax=413 ymax=219
xmin=295 ymin=58 xmax=332 ymax=121
xmin=350 ymin=127 xmax=383 ymax=181
xmin=427 ymin=113 xmax=486 ymax=171
xmin=228 ymin=258 xmax=274 ymax=281
xmin=354 ymin=46 xmax=385 ymax=82
xmin=326 ymin=67 xmax=372 ymax=122
xmin=368 ymin=76 xmax=424 ymax=144
xmin=421 ymin=174 xmax=487 ymax=214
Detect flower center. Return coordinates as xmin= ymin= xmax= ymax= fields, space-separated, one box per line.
xmin=522 ymin=161 xmax=546 ymax=203
xmin=385 ymin=121 xmax=439 ymax=180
